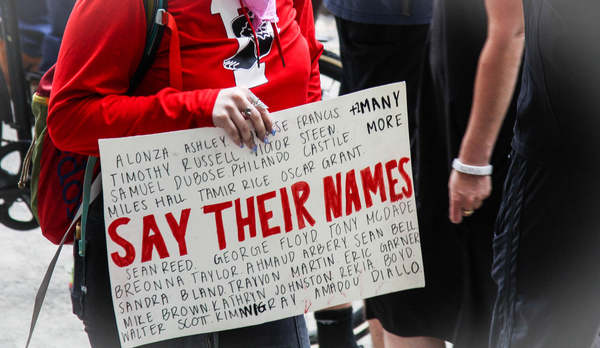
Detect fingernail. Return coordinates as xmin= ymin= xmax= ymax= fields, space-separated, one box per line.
xmin=240 ymin=144 xmax=244 ymax=148
xmin=253 ymin=145 xmax=258 ymax=153
xmin=263 ymin=137 xmax=270 ymax=144
xmin=271 ymin=129 xmax=276 ymax=136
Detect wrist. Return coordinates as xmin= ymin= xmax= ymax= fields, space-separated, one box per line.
xmin=452 ymin=158 xmax=493 ymax=176
xmin=457 ymin=150 xmax=491 ymax=167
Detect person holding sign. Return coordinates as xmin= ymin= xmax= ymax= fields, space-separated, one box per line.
xmin=47 ymin=0 xmax=322 ymax=347
xmin=449 ymin=0 xmax=600 ymax=347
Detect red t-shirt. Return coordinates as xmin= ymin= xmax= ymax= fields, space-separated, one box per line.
xmin=48 ymin=0 xmax=323 ymax=156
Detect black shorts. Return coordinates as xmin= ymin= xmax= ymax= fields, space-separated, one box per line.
xmin=365 ymin=198 xmax=497 ymax=344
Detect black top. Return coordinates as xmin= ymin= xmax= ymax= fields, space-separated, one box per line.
xmin=514 ymin=0 xmax=600 ymax=167
xmin=429 ymin=0 xmax=515 ymax=170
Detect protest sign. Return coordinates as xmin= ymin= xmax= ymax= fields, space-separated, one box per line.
xmin=98 ymin=82 xmax=424 ymax=347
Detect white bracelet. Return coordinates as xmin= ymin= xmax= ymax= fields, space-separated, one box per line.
xmin=452 ymin=158 xmax=493 ymax=176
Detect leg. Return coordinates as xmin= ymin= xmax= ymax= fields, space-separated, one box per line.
xmin=368 ymin=319 xmax=385 ymax=348
xmin=383 ymin=330 xmax=445 ymax=348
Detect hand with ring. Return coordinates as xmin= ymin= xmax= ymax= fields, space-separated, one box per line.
xmin=211 ymin=87 xmax=273 ymax=151
xmin=448 ymin=168 xmax=491 ymax=224
xmin=462 ymin=209 xmax=474 ymax=217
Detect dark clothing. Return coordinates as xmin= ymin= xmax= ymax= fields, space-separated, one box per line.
xmin=14 ymin=0 xmax=74 ymax=72
xmin=364 ymin=46 xmax=462 ymax=344
xmin=40 ymin=0 xmax=75 ymax=72
xmin=314 ymin=307 xmax=360 ymax=348
xmin=330 ymin=7 xmax=449 ymax=340
xmin=513 ymin=0 xmax=600 ymax=167
xmin=71 ymin=199 xmax=310 ymax=348
xmin=429 ymin=0 xmax=516 ymax=172
xmin=324 ymin=0 xmax=432 ymax=25
xmin=335 ymin=17 xmax=429 ymax=124
xmin=490 ymin=1 xmax=600 ymax=347
xmin=426 ymin=1 xmax=517 ymax=345
xmin=360 ymin=0 xmax=514 ymax=343
xmin=368 ymin=0 xmax=516 ymax=345
xmin=366 ymin=0 xmax=518 ymax=344
xmin=490 ymin=152 xmax=600 ymax=348
xmin=15 ymin=0 xmax=49 ymax=58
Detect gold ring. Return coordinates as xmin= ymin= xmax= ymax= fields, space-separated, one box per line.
xmin=463 ymin=209 xmax=474 ymax=217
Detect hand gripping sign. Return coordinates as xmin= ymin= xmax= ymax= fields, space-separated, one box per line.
xmin=98 ymin=82 xmax=424 ymax=347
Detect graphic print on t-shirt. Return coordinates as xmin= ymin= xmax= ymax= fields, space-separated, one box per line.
xmin=211 ymin=0 xmax=275 ymax=88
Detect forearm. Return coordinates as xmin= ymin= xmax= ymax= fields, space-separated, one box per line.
xmin=48 ymin=88 xmax=218 ymax=156
xmin=458 ymin=0 xmax=524 ymax=165
xmin=46 ymin=0 xmax=220 ymax=156
xmin=448 ymin=0 xmax=524 ymax=223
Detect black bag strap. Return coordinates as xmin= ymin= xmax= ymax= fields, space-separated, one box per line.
xmin=129 ymin=0 xmax=169 ymax=94
xmin=25 ymin=1 xmax=168 ymax=347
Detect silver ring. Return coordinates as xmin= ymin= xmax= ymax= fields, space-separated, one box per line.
xmin=242 ymin=107 xmax=252 ymax=119
xmin=248 ymin=92 xmax=268 ymax=109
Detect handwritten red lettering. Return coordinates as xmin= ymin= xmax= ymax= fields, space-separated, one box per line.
xmin=398 ymin=157 xmax=413 ymax=198
xmin=323 ymin=172 xmax=342 ymax=222
xmin=203 ymin=201 xmax=233 ymax=250
xmin=280 ymin=188 xmax=293 ymax=232
xmin=345 ymin=169 xmax=362 ymax=215
xmin=141 ymin=214 xmax=170 ymax=262
xmin=385 ymin=159 xmax=403 ymax=202
xmin=257 ymin=191 xmax=280 ymax=238
xmin=360 ymin=163 xmax=387 ymax=208
xmin=291 ymin=181 xmax=316 ymax=229
xmin=108 ymin=217 xmax=135 ymax=267
xmin=165 ymin=208 xmax=191 ymax=256
xmin=235 ymin=197 xmax=256 ymax=242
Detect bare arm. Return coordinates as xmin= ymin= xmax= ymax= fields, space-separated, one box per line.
xmin=448 ymin=0 xmax=525 ymax=224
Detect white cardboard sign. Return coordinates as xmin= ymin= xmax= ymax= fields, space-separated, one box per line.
xmin=98 ymin=82 xmax=425 ymax=347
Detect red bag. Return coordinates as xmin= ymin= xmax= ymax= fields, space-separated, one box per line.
xmin=24 ymin=68 xmax=92 ymax=244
